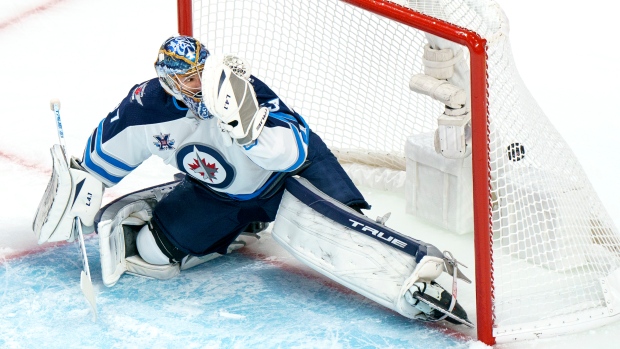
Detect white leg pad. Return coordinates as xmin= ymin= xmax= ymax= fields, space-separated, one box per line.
xmin=98 ymin=200 xmax=179 ymax=287
xmin=125 ymin=255 xmax=180 ymax=280
xmin=272 ymin=190 xmax=441 ymax=319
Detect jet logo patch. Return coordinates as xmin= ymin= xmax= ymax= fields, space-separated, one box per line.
xmin=131 ymin=82 xmax=148 ymax=106
xmin=175 ymin=144 xmax=235 ymax=189
xmin=153 ymin=133 xmax=175 ymax=150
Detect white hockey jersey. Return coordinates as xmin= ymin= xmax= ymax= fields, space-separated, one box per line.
xmin=82 ymin=77 xmax=310 ymax=200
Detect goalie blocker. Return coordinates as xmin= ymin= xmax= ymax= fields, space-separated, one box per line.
xmin=32 ymin=144 xmax=104 ymax=244
xmin=272 ymin=177 xmax=472 ymax=326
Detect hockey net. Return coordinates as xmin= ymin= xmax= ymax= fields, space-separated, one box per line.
xmin=179 ymin=0 xmax=620 ymax=344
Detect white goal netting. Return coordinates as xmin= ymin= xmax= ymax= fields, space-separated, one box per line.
xmin=189 ymin=0 xmax=620 ymax=342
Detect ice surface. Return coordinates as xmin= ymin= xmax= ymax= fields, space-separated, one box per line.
xmin=0 ymin=0 xmax=619 ymax=348
xmin=0 ymin=235 xmax=472 ymax=348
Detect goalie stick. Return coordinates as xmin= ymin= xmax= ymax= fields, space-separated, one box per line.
xmin=51 ymin=98 xmax=67 ymax=154
xmin=50 ymin=98 xmax=97 ymax=320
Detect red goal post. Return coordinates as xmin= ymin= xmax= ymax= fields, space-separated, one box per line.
xmin=176 ymin=0 xmax=620 ymax=345
xmin=176 ymin=0 xmax=494 ymax=343
xmin=333 ymin=1 xmax=494 ymax=346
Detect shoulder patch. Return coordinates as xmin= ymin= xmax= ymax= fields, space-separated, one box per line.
xmin=130 ymin=81 xmax=149 ymax=106
xmin=153 ymin=133 xmax=175 ymax=150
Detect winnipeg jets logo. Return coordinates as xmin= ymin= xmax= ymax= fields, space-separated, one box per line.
xmin=188 ymin=148 xmax=219 ymax=182
xmin=131 ymin=82 xmax=148 ymax=106
xmin=176 ymin=144 xmax=235 ymax=189
xmin=153 ymin=133 xmax=175 ymax=150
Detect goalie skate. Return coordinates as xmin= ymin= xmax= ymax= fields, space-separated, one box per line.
xmin=407 ymin=281 xmax=473 ymax=328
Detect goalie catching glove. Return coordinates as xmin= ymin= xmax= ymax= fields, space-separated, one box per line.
xmin=32 ymin=144 xmax=104 ymax=244
xmin=201 ymin=55 xmax=269 ymax=146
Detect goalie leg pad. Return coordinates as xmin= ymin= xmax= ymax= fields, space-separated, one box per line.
xmin=98 ymin=200 xmax=179 ymax=287
xmin=271 ymin=178 xmax=449 ymax=320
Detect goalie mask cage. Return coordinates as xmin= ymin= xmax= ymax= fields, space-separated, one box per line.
xmin=177 ymin=0 xmax=620 ymax=345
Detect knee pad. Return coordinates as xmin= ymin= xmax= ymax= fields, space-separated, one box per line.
xmin=136 ymin=225 xmax=171 ymax=265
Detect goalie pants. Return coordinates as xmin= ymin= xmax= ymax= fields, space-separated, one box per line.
xmin=151 ymin=131 xmax=370 ymax=258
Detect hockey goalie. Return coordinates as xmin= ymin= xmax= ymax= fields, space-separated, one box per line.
xmin=32 ymin=35 xmax=472 ymax=327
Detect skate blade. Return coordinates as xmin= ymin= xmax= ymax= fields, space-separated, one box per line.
xmin=413 ymin=293 xmax=474 ymax=328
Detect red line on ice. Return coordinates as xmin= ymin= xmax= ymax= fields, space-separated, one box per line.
xmin=0 ymin=150 xmax=51 ymax=175
xmin=0 ymin=1 xmax=75 ymax=177
xmin=0 ymin=241 xmax=68 ymax=265
xmin=0 ymin=0 xmax=70 ymax=172
xmin=0 ymin=0 xmax=68 ymax=31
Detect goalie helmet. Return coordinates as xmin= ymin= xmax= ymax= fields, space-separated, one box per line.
xmin=154 ymin=36 xmax=212 ymax=119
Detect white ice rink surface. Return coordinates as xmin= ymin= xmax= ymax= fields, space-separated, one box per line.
xmin=1 ymin=0 xmax=619 ymax=348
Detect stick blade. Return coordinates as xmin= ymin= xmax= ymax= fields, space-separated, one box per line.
xmin=74 ymin=217 xmax=97 ymax=321
xmin=80 ymin=270 xmax=98 ymax=322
